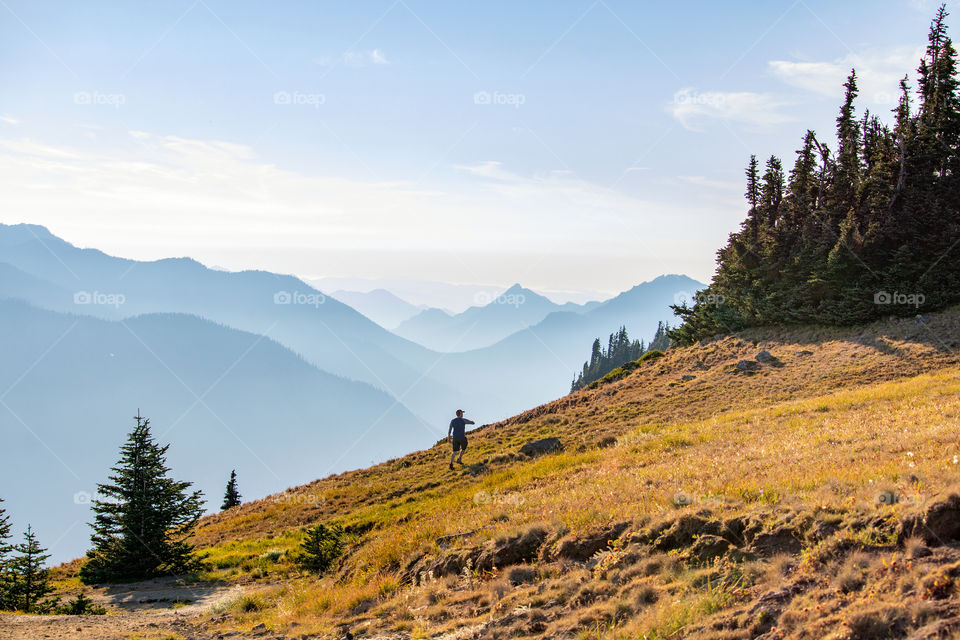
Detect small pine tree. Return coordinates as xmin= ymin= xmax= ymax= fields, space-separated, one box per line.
xmin=80 ymin=412 xmax=205 ymax=584
xmin=57 ymin=590 xmax=106 ymax=615
xmin=8 ymin=525 xmax=52 ymax=613
xmin=221 ymin=470 xmax=241 ymax=510
xmin=294 ymin=523 xmax=344 ymax=574
xmin=0 ymin=498 xmax=13 ymax=610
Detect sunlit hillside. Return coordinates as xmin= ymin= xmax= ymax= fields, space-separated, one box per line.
xmin=50 ymin=306 xmax=960 ymax=639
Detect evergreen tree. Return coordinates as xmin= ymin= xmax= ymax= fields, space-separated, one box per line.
xmin=294 ymin=523 xmax=344 ymax=574
xmin=8 ymin=525 xmax=52 ymax=613
xmin=80 ymin=412 xmax=205 ymax=584
xmin=0 ymin=498 xmax=13 ymax=610
xmin=648 ymin=322 xmax=672 ymax=352
xmin=221 ymin=470 xmax=241 ymax=511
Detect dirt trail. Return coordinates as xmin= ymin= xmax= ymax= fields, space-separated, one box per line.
xmin=0 ymin=578 xmax=243 ymax=640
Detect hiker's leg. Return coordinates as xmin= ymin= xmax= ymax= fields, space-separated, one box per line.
xmin=456 ymin=440 xmax=466 ymax=463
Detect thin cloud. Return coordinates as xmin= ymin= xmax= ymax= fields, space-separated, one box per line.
xmin=668 ymin=88 xmax=794 ymax=131
xmin=0 ymin=114 xmax=19 ymax=125
xmin=769 ymin=45 xmax=925 ymax=105
xmin=318 ymin=49 xmax=391 ymax=68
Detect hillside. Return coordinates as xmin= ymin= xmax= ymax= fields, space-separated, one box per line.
xmin=41 ymin=305 xmax=960 ymax=640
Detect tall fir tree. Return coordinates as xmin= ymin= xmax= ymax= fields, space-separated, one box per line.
xmin=8 ymin=525 xmax=52 ymax=613
xmin=80 ymin=412 xmax=205 ymax=584
xmin=221 ymin=470 xmax=242 ymax=511
xmin=0 ymin=498 xmax=13 ymax=610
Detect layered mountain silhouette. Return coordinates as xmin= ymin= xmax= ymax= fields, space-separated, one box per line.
xmin=0 ymin=298 xmax=425 ymax=563
xmin=394 ymin=284 xmax=601 ymax=352
xmin=0 ymin=224 xmax=459 ymax=426
xmin=428 ymin=274 xmax=704 ymax=418
xmin=330 ymin=288 xmax=423 ymax=330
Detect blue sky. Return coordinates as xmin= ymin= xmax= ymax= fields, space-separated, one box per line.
xmin=0 ymin=0 xmax=951 ymax=296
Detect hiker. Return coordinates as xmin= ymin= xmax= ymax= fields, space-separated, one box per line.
xmin=448 ymin=409 xmax=474 ymax=469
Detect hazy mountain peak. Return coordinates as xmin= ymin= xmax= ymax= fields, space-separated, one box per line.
xmin=503 ymin=283 xmax=526 ymax=294
xmin=0 ymin=222 xmax=62 ymax=246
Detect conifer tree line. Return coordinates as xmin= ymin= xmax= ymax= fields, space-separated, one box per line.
xmin=571 ymin=322 xmax=671 ymax=391
xmin=670 ymin=6 xmax=960 ymax=345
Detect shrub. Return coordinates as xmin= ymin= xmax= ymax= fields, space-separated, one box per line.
xmin=293 ymin=523 xmax=344 ymax=575
xmin=638 ymin=349 xmax=664 ymax=363
xmin=55 ymin=591 xmax=107 ymax=615
xmin=235 ymin=593 xmax=265 ymax=613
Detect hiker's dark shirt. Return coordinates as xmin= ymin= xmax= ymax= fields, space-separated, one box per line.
xmin=449 ymin=417 xmax=474 ymax=439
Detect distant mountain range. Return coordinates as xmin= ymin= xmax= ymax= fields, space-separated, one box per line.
xmin=394 ymin=284 xmax=602 ymax=351
xmin=0 ymin=224 xmax=459 ymax=427
xmin=0 ymin=222 xmax=705 ymax=562
xmin=426 ymin=274 xmax=704 ymax=419
xmin=330 ymin=288 xmax=425 ymax=330
xmin=310 ymin=276 xmax=608 ymax=312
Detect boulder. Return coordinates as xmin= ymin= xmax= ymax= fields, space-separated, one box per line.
xmin=519 ymin=437 xmax=562 ymax=457
xmin=755 ymin=349 xmax=776 ymax=363
xmin=735 ymin=360 xmax=761 ymax=373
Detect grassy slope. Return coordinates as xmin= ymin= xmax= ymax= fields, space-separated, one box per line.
xmin=59 ymin=308 xmax=960 ymax=638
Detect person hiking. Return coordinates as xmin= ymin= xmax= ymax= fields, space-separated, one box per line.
xmin=448 ymin=409 xmax=474 ymax=469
